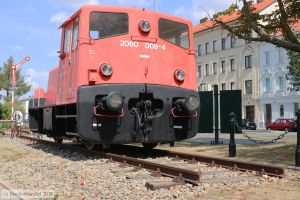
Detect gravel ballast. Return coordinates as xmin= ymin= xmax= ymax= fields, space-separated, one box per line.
xmin=0 ymin=137 xmax=299 ymax=199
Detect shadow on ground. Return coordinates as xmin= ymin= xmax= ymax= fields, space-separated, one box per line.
xmin=25 ymin=142 xmax=174 ymax=161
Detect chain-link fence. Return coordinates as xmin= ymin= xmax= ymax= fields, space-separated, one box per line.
xmin=233 ymin=120 xmax=290 ymax=144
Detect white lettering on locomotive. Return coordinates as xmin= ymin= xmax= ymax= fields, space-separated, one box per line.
xmin=120 ymin=40 xmax=166 ymax=50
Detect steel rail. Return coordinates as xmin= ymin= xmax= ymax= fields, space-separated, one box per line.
xmin=121 ymin=146 xmax=286 ymax=177
xmin=18 ymin=135 xmax=201 ymax=185
xmin=163 ymin=150 xmax=285 ymax=176
xmin=18 ymin=131 xmax=285 ymax=177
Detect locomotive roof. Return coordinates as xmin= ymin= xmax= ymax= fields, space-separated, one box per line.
xmin=59 ymin=5 xmax=192 ymax=28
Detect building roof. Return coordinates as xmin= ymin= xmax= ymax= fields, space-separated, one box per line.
xmin=293 ymin=20 xmax=300 ymax=32
xmin=193 ymin=0 xmax=275 ymax=34
xmin=275 ymin=20 xmax=300 ymax=36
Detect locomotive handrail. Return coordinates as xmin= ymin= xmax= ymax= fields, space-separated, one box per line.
xmin=93 ymin=107 xmax=124 ymax=118
xmin=170 ymin=108 xmax=198 ymax=118
xmin=131 ymin=36 xmax=157 ymax=43
xmin=188 ymin=49 xmax=196 ymax=55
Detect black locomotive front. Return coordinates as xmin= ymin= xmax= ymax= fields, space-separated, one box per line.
xmin=77 ymin=84 xmax=200 ymax=146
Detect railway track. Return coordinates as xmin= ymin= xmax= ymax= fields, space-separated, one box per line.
xmin=19 ymin=135 xmax=201 ymax=185
xmin=113 ymin=145 xmax=286 ymax=177
xmin=17 ymin=134 xmax=286 ymax=190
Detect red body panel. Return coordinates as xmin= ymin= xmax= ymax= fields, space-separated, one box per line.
xmin=45 ymin=67 xmax=59 ymax=105
xmin=34 ymin=87 xmax=45 ymax=99
xmin=45 ymin=6 xmax=196 ymax=106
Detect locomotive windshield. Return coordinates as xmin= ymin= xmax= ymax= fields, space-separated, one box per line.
xmin=90 ymin=12 xmax=128 ymax=39
xmin=158 ymin=18 xmax=190 ymax=49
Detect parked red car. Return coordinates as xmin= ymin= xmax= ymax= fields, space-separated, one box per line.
xmin=266 ymin=119 xmax=297 ymax=131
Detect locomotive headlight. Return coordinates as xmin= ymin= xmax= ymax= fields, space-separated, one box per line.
xmin=105 ymin=92 xmax=124 ymax=112
xmin=174 ymin=69 xmax=185 ymax=82
xmin=100 ymin=63 xmax=113 ymax=77
xmin=184 ymin=95 xmax=200 ymax=113
xmin=139 ymin=20 xmax=151 ymax=33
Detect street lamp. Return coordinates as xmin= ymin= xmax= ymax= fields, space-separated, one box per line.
xmin=11 ymin=56 xmax=30 ymax=120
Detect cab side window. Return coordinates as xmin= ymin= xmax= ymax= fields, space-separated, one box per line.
xmin=72 ymin=17 xmax=79 ymax=51
xmin=63 ymin=25 xmax=71 ymax=53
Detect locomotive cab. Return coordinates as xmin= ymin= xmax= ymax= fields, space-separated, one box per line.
xmin=29 ymin=5 xmax=200 ymax=150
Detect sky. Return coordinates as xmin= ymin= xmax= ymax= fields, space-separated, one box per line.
xmin=0 ymin=0 xmax=237 ymax=96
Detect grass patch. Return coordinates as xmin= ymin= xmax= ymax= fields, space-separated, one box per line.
xmin=201 ymin=182 xmax=300 ymax=200
xmin=0 ymin=143 xmax=29 ymax=161
xmin=157 ymin=133 xmax=297 ymax=166
xmin=236 ymin=143 xmax=296 ymax=165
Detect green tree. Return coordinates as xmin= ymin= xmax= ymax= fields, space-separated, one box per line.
xmin=214 ymin=0 xmax=300 ymax=52
xmin=0 ymin=56 xmax=31 ymax=119
xmin=213 ymin=3 xmax=239 ymax=18
xmin=287 ymin=51 xmax=300 ymax=90
xmin=0 ymin=103 xmax=11 ymax=120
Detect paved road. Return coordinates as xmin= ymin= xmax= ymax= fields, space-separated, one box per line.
xmin=186 ymin=130 xmax=297 ymax=145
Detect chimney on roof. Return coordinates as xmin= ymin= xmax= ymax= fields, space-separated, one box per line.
xmin=200 ymin=17 xmax=208 ymax=24
xmin=257 ymin=0 xmax=263 ymax=3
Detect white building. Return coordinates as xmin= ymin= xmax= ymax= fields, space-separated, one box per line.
xmin=259 ymin=42 xmax=300 ymax=128
xmin=193 ymin=0 xmax=276 ymax=124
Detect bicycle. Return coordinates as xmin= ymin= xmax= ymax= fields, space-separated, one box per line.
xmin=11 ymin=125 xmax=22 ymax=139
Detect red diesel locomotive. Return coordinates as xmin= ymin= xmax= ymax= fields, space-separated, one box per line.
xmin=29 ymin=5 xmax=200 ymax=150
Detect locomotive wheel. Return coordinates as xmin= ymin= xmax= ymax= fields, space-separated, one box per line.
xmin=85 ymin=142 xmax=95 ymax=150
xmin=54 ymin=138 xmax=63 ymax=144
xmin=142 ymin=143 xmax=158 ymax=150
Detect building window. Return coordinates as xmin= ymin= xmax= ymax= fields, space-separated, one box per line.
xmin=221 ymin=83 xmax=226 ymax=90
xmin=280 ymin=104 xmax=284 ymax=117
xmin=230 ymin=82 xmax=235 ymax=90
xmin=205 ymin=64 xmax=209 ymax=76
xmin=245 ymin=39 xmax=252 ymax=44
xmin=230 ymin=36 xmax=236 ymax=48
xmin=205 ymin=42 xmax=209 ymax=54
xmin=245 ymin=55 xmax=252 ymax=69
xmin=279 ymin=76 xmax=285 ymax=91
xmin=265 ymin=51 xmax=270 ymax=65
xmin=230 ymin=59 xmax=235 ymax=71
xmin=197 ymin=44 xmax=201 ymax=56
xmin=221 ymin=60 xmax=225 ymax=73
xmin=246 ymin=105 xmax=255 ymax=121
xmin=213 ymin=40 xmax=217 ymax=52
xmin=245 ymin=80 xmax=252 ymax=94
xmin=245 ymin=32 xmax=252 ymax=44
xmin=278 ymin=48 xmax=283 ymax=64
xmin=213 ymin=62 xmax=217 ymax=74
xmin=294 ymin=103 xmax=299 ymax=116
xmin=197 ymin=65 xmax=201 ymax=77
xmin=221 ymin=38 xmax=226 ymax=50
xmin=201 ymin=84 xmax=207 ymax=91
xmin=265 ymin=78 xmax=270 ymax=93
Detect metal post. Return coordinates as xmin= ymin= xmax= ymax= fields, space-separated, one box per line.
xmin=11 ymin=65 xmax=16 ymax=120
xmin=229 ymin=112 xmax=236 ymax=157
xmin=296 ymin=111 xmax=300 ymax=167
xmin=154 ymin=0 xmax=157 ymax=11
xmin=214 ymin=85 xmax=219 ymax=144
xmin=11 ymin=86 xmax=14 ymax=119
xmin=10 ymin=56 xmax=30 ymax=120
